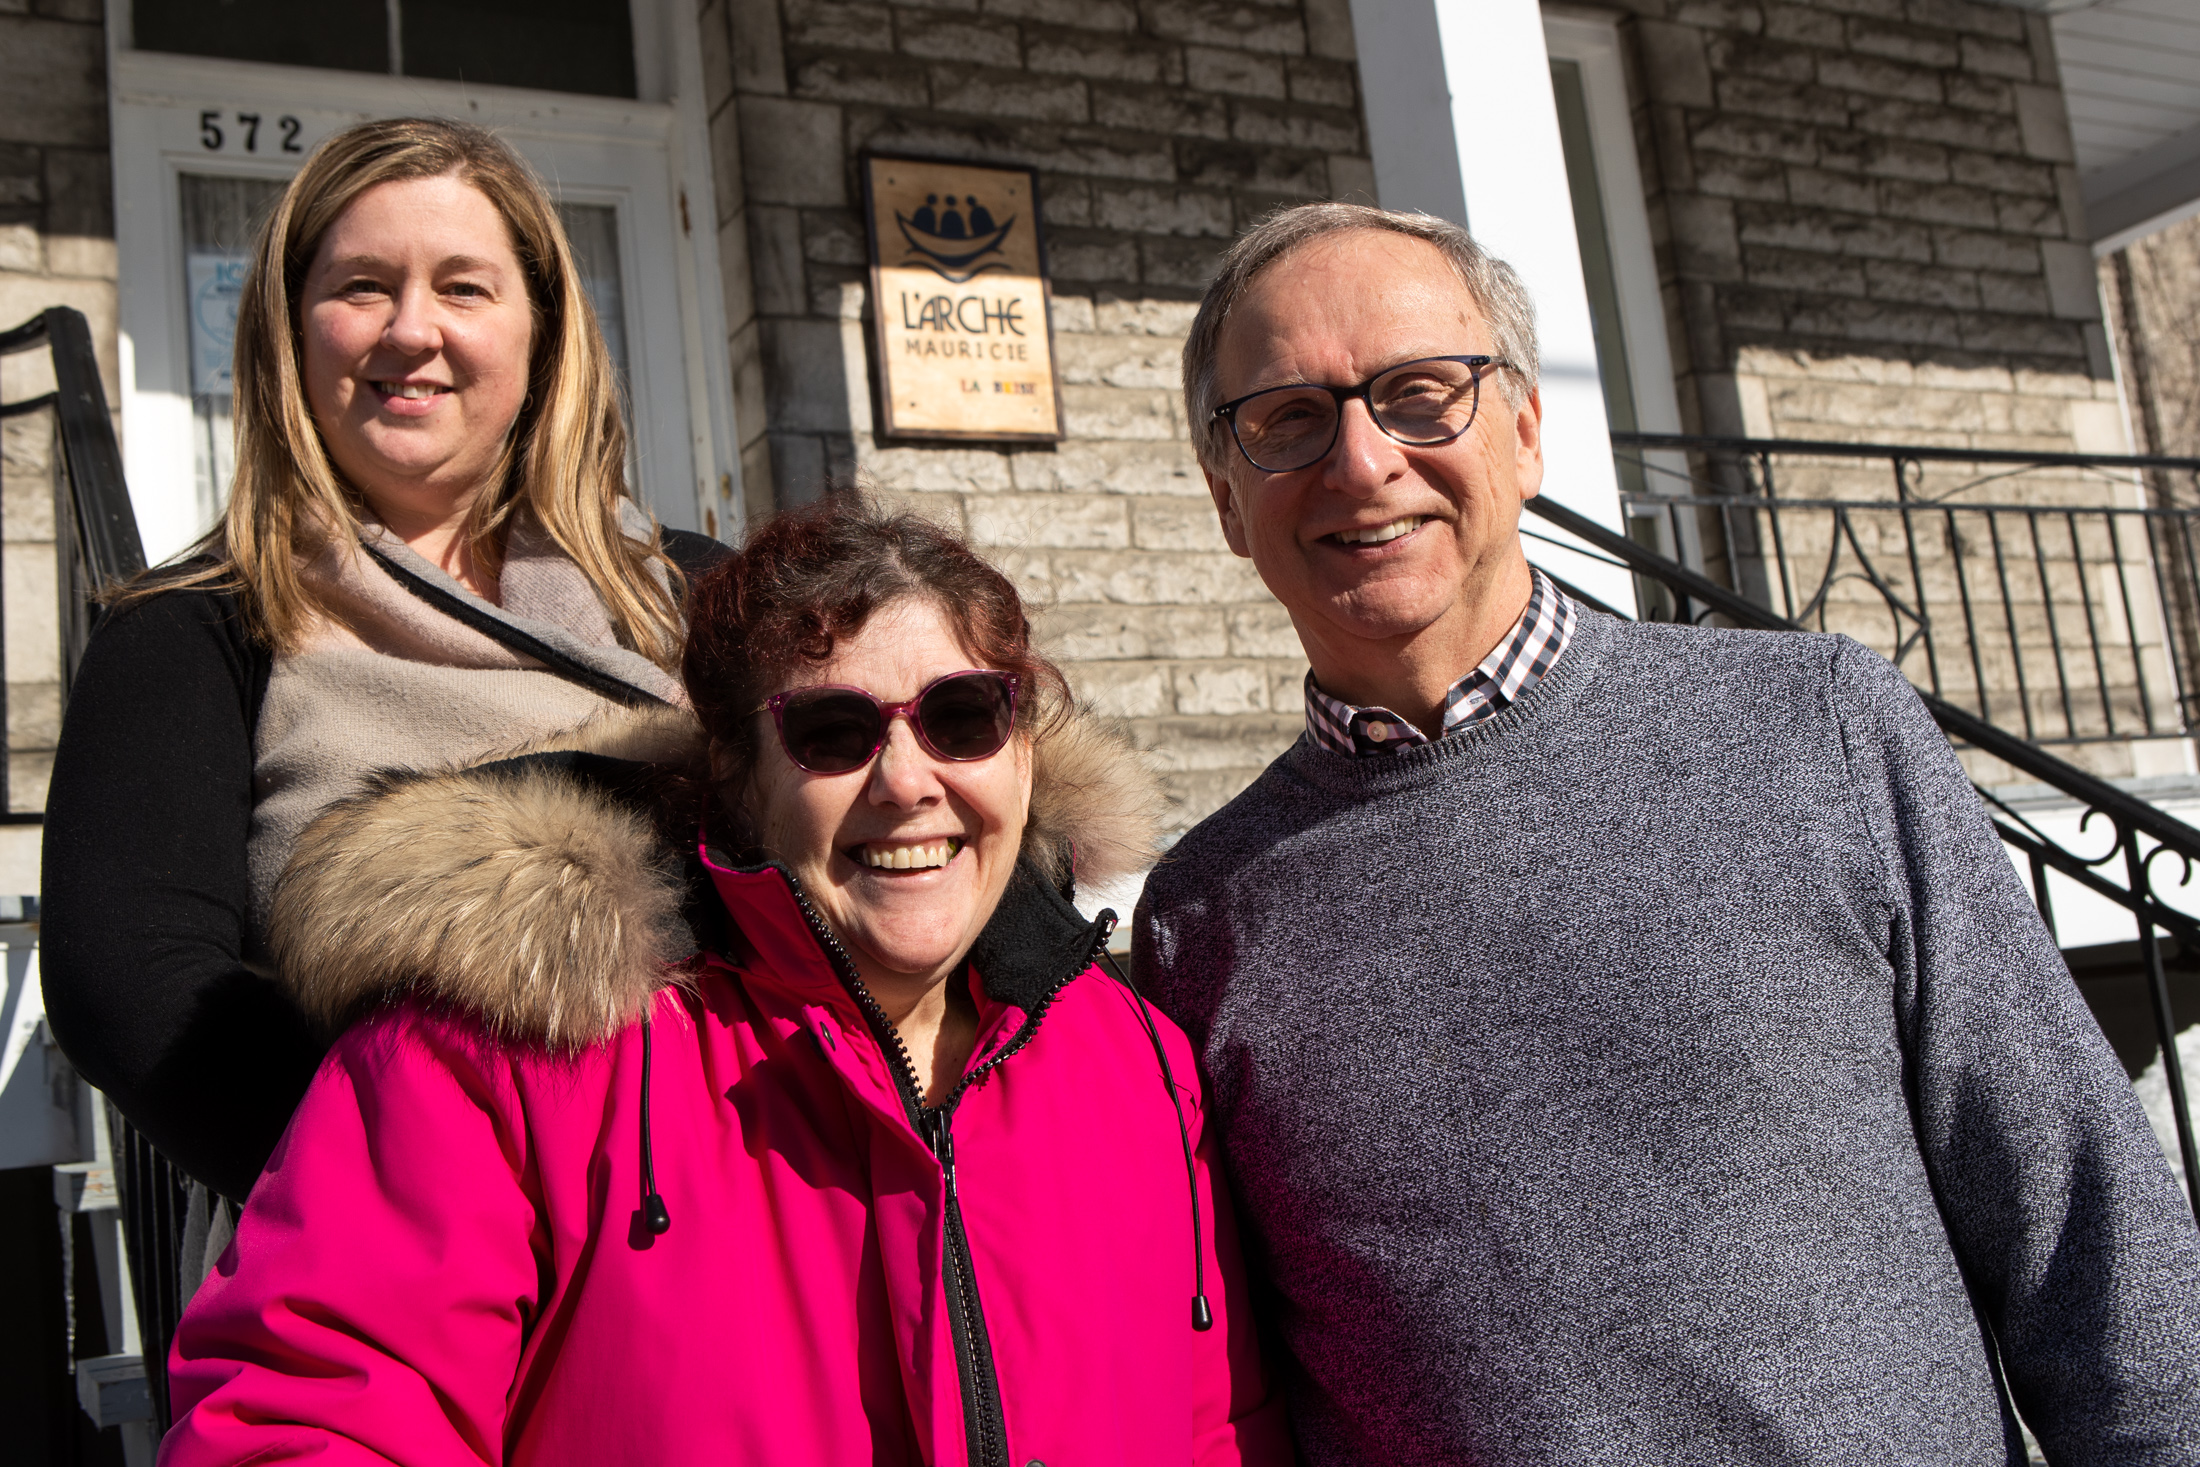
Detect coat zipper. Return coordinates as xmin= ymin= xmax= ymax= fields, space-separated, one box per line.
xmin=920 ymin=1110 xmax=1004 ymax=1467
xmin=784 ymin=878 xmax=1110 ymax=1467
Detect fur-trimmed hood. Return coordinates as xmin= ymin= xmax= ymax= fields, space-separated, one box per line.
xmin=268 ymin=704 xmax=1166 ymax=1049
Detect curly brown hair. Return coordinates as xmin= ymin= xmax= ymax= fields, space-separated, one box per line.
xmin=683 ymin=493 xmax=1069 ymax=798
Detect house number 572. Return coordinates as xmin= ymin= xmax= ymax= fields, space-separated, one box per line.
xmin=198 ymin=110 xmax=303 ymax=154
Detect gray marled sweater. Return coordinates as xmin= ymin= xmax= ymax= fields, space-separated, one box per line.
xmin=1136 ymin=610 xmax=2200 ymax=1467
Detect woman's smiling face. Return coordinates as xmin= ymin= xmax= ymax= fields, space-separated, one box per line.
xmin=747 ymin=597 xmax=1034 ymax=990
xmin=300 ymin=172 xmax=535 ymax=525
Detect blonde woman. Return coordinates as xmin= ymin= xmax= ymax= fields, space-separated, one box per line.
xmin=42 ymin=118 xmax=724 ymax=1222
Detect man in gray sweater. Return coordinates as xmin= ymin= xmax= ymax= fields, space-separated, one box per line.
xmin=1135 ymin=202 xmax=2200 ymax=1465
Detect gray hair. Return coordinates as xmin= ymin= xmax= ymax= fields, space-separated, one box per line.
xmin=1181 ymin=203 xmax=1540 ymax=476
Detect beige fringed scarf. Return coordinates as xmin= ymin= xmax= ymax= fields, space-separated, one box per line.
xmin=246 ymin=508 xmax=686 ymax=926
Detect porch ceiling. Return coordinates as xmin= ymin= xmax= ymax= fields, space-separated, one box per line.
xmin=2040 ymin=0 xmax=2200 ymax=249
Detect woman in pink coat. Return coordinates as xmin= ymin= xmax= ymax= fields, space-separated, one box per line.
xmin=161 ymin=496 xmax=1290 ymax=1466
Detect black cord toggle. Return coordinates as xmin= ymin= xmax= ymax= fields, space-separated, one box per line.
xmin=638 ymin=1009 xmax=672 ymax=1236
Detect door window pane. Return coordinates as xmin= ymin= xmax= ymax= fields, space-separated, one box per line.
xmin=135 ymin=0 xmax=390 ymax=74
xmin=134 ymin=1 xmax=635 ymax=98
xmin=556 ymin=202 xmax=630 ymax=398
xmin=400 ymin=0 xmax=636 ymax=99
xmin=180 ymin=174 xmax=286 ymax=533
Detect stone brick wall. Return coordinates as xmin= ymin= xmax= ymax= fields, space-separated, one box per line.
xmin=2096 ymin=213 xmax=2200 ymax=782
xmin=2101 ymin=213 xmax=2200 ymax=472
xmin=1596 ymin=0 xmax=2180 ymax=784
xmin=700 ymin=0 xmax=1371 ymax=834
xmin=1614 ymin=0 xmax=2127 ymax=461
xmin=0 ymin=0 xmax=110 ymax=888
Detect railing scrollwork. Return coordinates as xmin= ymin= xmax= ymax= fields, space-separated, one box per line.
xmin=1614 ymin=432 xmax=2200 ymax=747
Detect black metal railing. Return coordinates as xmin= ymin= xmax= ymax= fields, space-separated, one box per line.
xmin=1 ymin=308 xmax=147 ymax=823
xmin=5 ymin=310 xmax=176 ymax=1433
xmin=1525 ymin=491 xmax=2200 ymax=1222
xmin=1611 ymin=431 xmax=2200 ymax=751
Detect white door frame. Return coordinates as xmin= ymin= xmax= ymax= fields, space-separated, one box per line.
xmin=1544 ymin=8 xmax=1694 ymax=569
xmin=1543 ymin=13 xmax=1684 ymax=448
xmin=104 ymin=0 xmax=738 ymax=562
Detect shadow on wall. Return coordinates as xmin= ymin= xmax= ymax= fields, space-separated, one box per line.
xmin=2102 ymin=213 xmax=2200 ymax=474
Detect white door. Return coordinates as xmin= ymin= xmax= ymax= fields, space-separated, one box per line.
xmin=111 ymin=47 xmax=710 ymax=562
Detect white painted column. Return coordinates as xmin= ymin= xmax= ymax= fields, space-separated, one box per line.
xmin=1348 ymin=0 xmax=1635 ymax=614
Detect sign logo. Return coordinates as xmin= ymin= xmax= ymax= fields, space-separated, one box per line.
xmin=865 ymin=158 xmax=1062 ymax=442
xmin=896 ymin=192 xmax=1016 ymax=282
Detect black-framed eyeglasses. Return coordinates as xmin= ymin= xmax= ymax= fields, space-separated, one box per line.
xmin=762 ymin=669 xmax=1021 ymax=774
xmin=1212 ymin=355 xmax=1511 ymax=474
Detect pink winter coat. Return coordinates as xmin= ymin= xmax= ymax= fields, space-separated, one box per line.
xmin=160 ymin=713 xmax=1290 ymax=1466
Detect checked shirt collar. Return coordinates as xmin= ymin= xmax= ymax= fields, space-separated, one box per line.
xmin=1303 ymin=566 xmax=1577 ymax=757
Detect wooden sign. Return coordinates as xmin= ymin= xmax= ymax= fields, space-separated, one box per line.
xmin=864 ymin=156 xmax=1064 ymax=441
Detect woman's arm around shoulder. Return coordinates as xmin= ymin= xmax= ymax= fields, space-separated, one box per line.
xmin=41 ymin=586 xmax=324 ymax=1199
xmin=660 ymin=528 xmax=731 ymax=588
xmin=164 ymin=1002 xmax=544 ymax=1465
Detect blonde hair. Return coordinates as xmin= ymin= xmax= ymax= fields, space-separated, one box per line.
xmin=121 ymin=117 xmax=683 ymax=666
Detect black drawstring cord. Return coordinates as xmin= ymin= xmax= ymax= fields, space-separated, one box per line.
xmin=1100 ymin=947 xmax=1212 ymax=1332
xmin=638 ymin=1010 xmax=671 ymax=1235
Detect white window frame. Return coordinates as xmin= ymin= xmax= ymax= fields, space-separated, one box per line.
xmin=1544 ymin=10 xmax=1686 ymax=495
xmin=103 ymin=0 xmax=738 ymax=563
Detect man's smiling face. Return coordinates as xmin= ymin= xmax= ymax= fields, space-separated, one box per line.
xmin=1203 ymin=229 xmax=1543 ymax=663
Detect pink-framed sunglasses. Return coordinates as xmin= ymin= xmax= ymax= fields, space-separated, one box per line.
xmin=762 ymin=669 xmax=1021 ymax=774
